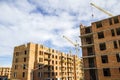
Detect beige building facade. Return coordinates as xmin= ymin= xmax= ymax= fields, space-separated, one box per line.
xmin=0 ymin=67 xmax=11 ymax=79
xmin=80 ymin=15 xmax=120 ymax=80
xmin=11 ymin=42 xmax=82 ymax=80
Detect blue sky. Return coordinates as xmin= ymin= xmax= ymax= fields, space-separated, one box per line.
xmin=0 ymin=0 xmax=120 ymax=67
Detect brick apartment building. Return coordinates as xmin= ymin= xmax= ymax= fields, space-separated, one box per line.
xmin=11 ymin=42 xmax=83 ymax=80
xmin=0 ymin=67 xmax=11 ymax=79
xmin=80 ymin=15 xmax=120 ymax=80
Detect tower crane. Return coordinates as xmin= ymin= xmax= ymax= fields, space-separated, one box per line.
xmin=90 ymin=3 xmax=113 ymax=17
xmin=63 ymin=35 xmax=82 ymax=80
xmin=63 ymin=35 xmax=80 ymax=56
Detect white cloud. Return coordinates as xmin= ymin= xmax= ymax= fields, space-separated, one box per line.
xmin=0 ymin=0 xmax=120 ymax=66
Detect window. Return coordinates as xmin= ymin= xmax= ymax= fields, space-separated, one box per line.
xmin=88 ymin=58 xmax=95 ymax=67
xmin=56 ymin=72 xmax=57 ymax=76
xmin=22 ymin=72 xmax=25 ymax=78
xmin=109 ymin=18 xmax=112 ymax=25
xmin=52 ymin=55 xmax=54 ymax=58
xmin=16 ymin=52 xmax=19 ymax=56
xmin=99 ymin=43 xmax=106 ymax=50
xmin=13 ymin=72 xmax=17 ymax=78
xmin=119 ymin=68 xmax=120 ymax=73
xmin=111 ymin=29 xmax=115 ymax=36
xmin=38 ymin=65 xmax=41 ymax=69
xmin=48 ymin=61 xmax=50 ymax=65
xmin=48 ymin=55 xmax=50 ymax=58
xmin=56 ymin=56 xmax=57 ymax=59
xmin=41 ymin=45 xmax=43 ymax=49
xmin=52 ymin=50 xmax=54 ymax=53
xmin=101 ymin=55 xmax=108 ymax=63
xmin=56 ymin=61 xmax=57 ymax=64
xmin=48 ymin=72 xmax=50 ymax=77
xmin=23 ymin=64 xmax=26 ymax=69
xmin=56 ymin=66 xmax=57 ymax=70
xmin=39 ymin=58 xmax=43 ymax=62
xmin=113 ymin=41 xmax=118 ymax=49
xmin=24 ymin=58 xmax=26 ymax=62
xmin=59 ymin=56 xmax=61 ymax=59
xmin=38 ymin=72 xmax=41 ymax=77
xmin=98 ymin=32 xmax=104 ymax=39
xmin=85 ymin=27 xmax=91 ymax=33
xmin=96 ymin=21 xmax=102 ymax=28
xmin=116 ymin=27 xmax=120 ymax=35
xmin=52 ymin=72 xmax=54 ymax=76
xmin=118 ymin=40 xmax=120 ymax=47
xmin=113 ymin=16 xmax=119 ymax=24
xmin=103 ymin=68 xmax=111 ymax=76
xmin=14 ymin=65 xmax=18 ymax=69
xmin=15 ymin=58 xmax=18 ymax=63
xmin=52 ymin=61 xmax=54 ymax=64
xmin=39 ymin=51 xmax=42 ymax=55
xmin=52 ymin=66 xmax=54 ymax=70
xmin=116 ymin=53 xmax=120 ymax=62
xmin=87 ymin=47 xmax=93 ymax=55
xmin=86 ymin=37 xmax=92 ymax=44
xmin=48 ymin=66 xmax=50 ymax=70
xmin=24 ymin=50 xmax=27 ymax=55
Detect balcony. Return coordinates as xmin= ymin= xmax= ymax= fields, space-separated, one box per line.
xmin=68 ymin=74 xmax=73 ymax=77
xmin=44 ymin=56 xmax=51 ymax=61
xmin=44 ymin=69 xmax=53 ymax=72
xmin=61 ymin=60 xmax=67 ymax=63
xmin=67 ymin=60 xmax=73 ymax=64
xmin=80 ymin=33 xmax=93 ymax=38
xmin=43 ymin=50 xmax=51 ymax=55
xmin=83 ymin=67 xmax=97 ymax=70
xmin=44 ymin=61 xmax=49 ymax=65
xmin=82 ymin=55 xmax=96 ymax=58
xmin=80 ymin=43 xmax=94 ymax=47
xmin=67 ymin=56 xmax=73 ymax=59
xmin=68 ymin=70 xmax=73 ymax=73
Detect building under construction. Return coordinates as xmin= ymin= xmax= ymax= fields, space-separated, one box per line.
xmin=80 ymin=15 xmax=120 ymax=80
xmin=11 ymin=42 xmax=83 ymax=80
xmin=0 ymin=67 xmax=11 ymax=79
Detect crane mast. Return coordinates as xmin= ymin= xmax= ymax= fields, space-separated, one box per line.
xmin=63 ymin=35 xmax=77 ymax=46
xmin=63 ymin=35 xmax=79 ymax=56
xmin=90 ymin=3 xmax=113 ymax=17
